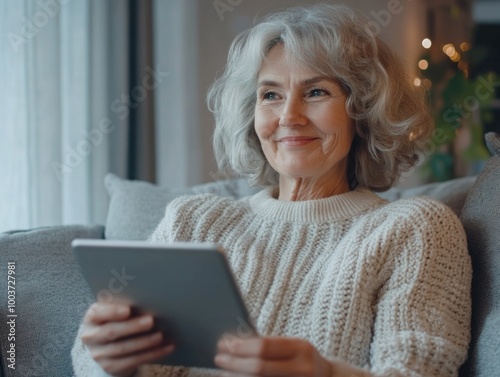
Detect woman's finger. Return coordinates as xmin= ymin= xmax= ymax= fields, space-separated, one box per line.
xmin=82 ymin=315 xmax=154 ymax=345
xmin=217 ymin=336 xmax=303 ymax=358
xmin=215 ymin=337 xmax=323 ymax=376
xmin=99 ymin=344 xmax=175 ymax=377
xmin=219 ymin=372 xmax=254 ymax=377
xmin=216 ymin=354 xmax=273 ymax=375
xmin=83 ymin=302 xmax=131 ymax=325
xmin=90 ymin=331 xmax=166 ymax=360
xmin=215 ymin=354 xmax=305 ymax=377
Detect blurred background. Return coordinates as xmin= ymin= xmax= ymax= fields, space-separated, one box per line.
xmin=1 ymin=0 xmax=499 ymax=232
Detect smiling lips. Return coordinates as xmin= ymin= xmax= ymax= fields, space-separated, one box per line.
xmin=277 ymin=136 xmax=319 ymax=147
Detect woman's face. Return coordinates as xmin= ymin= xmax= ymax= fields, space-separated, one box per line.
xmin=254 ymin=45 xmax=355 ymax=185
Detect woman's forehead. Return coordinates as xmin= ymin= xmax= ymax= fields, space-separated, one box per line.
xmin=257 ymin=45 xmax=341 ymax=86
xmin=259 ymin=45 xmax=318 ymax=75
xmin=260 ymin=42 xmax=334 ymax=76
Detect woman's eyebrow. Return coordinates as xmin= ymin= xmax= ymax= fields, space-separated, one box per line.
xmin=257 ymin=79 xmax=281 ymax=89
xmin=257 ymin=76 xmax=335 ymax=89
xmin=300 ymin=76 xmax=332 ymax=86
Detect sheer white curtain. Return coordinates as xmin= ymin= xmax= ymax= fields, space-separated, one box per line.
xmin=0 ymin=0 xmax=208 ymax=233
xmin=0 ymin=0 xmax=130 ymax=233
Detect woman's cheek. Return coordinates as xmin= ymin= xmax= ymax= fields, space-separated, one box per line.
xmin=254 ymin=121 xmax=275 ymax=141
xmin=261 ymin=127 xmax=275 ymax=141
xmin=255 ymin=107 xmax=279 ymax=139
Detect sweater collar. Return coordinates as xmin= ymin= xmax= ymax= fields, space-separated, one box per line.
xmin=248 ymin=186 xmax=386 ymax=223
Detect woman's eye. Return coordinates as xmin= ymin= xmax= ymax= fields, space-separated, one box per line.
xmin=309 ymin=88 xmax=327 ymax=97
xmin=262 ymin=91 xmax=278 ymax=100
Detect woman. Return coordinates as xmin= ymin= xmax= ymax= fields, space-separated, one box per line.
xmin=72 ymin=3 xmax=471 ymax=377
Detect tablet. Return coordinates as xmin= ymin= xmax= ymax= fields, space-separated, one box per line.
xmin=71 ymin=239 xmax=257 ymax=369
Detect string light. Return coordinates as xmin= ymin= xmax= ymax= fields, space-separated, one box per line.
xmin=422 ymin=38 xmax=432 ymax=49
xmin=450 ymin=51 xmax=461 ymax=62
xmin=460 ymin=42 xmax=470 ymax=52
xmin=418 ymin=59 xmax=429 ymax=70
xmin=443 ymin=43 xmax=456 ymax=57
xmin=413 ymin=78 xmax=422 ymax=87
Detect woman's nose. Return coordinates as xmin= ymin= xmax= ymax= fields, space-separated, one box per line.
xmin=279 ymin=97 xmax=307 ymax=127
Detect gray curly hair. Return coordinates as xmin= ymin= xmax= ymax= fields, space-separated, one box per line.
xmin=207 ymin=3 xmax=432 ymax=191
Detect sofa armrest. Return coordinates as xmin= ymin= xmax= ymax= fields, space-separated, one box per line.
xmin=0 ymin=225 xmax=104 ymax=377
xmin=459 ymin=132 xmax=500 ymax=377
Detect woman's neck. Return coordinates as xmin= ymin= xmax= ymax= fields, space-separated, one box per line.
xmin=277 ymin=176 xmax=351 ymax=201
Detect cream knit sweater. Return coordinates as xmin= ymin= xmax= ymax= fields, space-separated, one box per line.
xmin=72 ymin=186 xmax=471 ymax=377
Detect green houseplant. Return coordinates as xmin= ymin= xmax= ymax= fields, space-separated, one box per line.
xmin=418 ymin=42 xmax=497 ymax=182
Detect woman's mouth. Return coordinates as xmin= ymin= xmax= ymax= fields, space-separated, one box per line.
xmin=278 ymin=136 xmax=319 ymax=146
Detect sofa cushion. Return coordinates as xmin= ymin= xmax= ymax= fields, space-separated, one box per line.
xmin=378 ymin=175 xmax=477 ymax=216
xmin=0 ymin=225 xmax=104 ymax=377
xmin=104 ymin=173 xmax=261 ymax=240
xmin=459 ymin=132 xmax=500 ymax=377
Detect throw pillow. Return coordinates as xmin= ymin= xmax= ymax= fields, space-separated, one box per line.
xmin=104 ymin=174 xmax=260 ymax=240
xmin=378 ymin=175 xmax=476 ymax=216
xmin=459 ymin=132 xmax=500 ymax=377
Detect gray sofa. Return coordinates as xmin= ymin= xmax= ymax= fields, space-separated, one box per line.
xmin=1 ymin=132 xmax=499 ymax=377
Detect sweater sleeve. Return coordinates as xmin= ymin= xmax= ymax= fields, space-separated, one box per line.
xmin=369 ymin=198 xmax=472 ymax=377
xmin=148 ymin=194 xmax=231 ymax=243
xmin=147 ymin=198 xmax=184 ymax=244
xmin=71 ymin=324 xmax=118 ymax=377
xmin=148 ymin=194 xmax=217 ymax=244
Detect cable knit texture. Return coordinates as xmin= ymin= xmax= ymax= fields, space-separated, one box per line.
xmin=72 ymin=186 xmax=471 ymax=377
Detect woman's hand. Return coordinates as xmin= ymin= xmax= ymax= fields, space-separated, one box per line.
xmin=80 ymin=302 xmax=175 ymax=377
xmin=214 ymin=336 xmax=333 ymax=377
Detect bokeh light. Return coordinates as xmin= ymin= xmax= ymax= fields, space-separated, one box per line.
xmin=450 ymin=51 xmax=461 ymax=62
xmin=422 ymin=38 xmax=432 ymax=49
xmin=460 ymin=42 xmax=470 ymax=52
xmin=418 ymin=59 xmax=429 ymax=70
xmin=443 ymin=43 xmax=456 ymax=57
